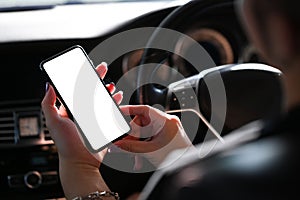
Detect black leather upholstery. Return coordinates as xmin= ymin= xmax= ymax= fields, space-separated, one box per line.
xmin=144 ymin=105 xmax=300 ymax=200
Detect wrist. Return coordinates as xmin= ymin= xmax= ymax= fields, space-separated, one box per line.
xmin=58 ymin=151 xmax=102 ymax=169
xmin=59 ymin=160 xmax=110 ymax=199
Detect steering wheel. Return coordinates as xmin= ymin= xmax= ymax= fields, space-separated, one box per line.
xmin=135 ymin=0 xmax=240 ymax=146
xmin=136 ymin=0 xmax=235 ymax=106
xmin=136 ymin=0 xmax=283 ymax=142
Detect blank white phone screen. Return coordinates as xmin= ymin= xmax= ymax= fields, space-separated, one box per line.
xmin=42 ymin=47 xmax=130 ymax=152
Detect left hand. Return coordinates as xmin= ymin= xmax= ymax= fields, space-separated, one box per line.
xmin=41 ymin=62 xmax=122 ymax=199
xmin=42 ymin=62 xmax=123 ymax=166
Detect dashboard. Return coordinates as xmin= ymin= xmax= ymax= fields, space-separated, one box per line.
xmin=0 ymin=0 xmax=272 ymax=199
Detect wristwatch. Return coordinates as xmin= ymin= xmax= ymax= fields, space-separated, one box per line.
xmin=72 ymin=191 xmax=120 ymax=200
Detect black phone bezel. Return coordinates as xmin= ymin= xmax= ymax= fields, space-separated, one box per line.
xmin=40 ymin=45 xmax=131 ymax=153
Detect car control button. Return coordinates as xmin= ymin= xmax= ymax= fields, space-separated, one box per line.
xmin=24 ymin=171 xmax=42 ymax=189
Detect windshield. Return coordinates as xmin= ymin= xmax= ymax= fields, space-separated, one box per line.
xmin=0 ymin=0 xmax=175 ymax=11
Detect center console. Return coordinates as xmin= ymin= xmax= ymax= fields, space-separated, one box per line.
xmin=0 ymin=102 xmax=64 ymax=199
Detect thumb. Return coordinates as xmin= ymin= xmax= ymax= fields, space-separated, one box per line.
xmin=41 ymin=83 xmax=59 ymax=126
xmin=114 ymin=139 xmax=157 ymax=154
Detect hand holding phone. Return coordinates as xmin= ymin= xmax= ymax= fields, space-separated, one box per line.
xmin=40 ymin=45 xmax=131 ymax=153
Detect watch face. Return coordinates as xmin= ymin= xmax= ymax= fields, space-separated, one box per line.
xmin=18 ymin=116 xmax=39 ymax=137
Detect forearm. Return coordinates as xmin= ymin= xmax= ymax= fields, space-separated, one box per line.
xmin=59 ymin=160 xmax=113 ymax=200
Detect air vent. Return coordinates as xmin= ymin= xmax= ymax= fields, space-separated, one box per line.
xmin=0 ymin=111 xmax=16 ymax=143
xmin=0 ymin=101 xmax=55 ymax=147
xmin=41 ymin=112 xmax=52 ymax=141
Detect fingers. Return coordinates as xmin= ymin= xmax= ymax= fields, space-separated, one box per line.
xmin=122 ymin=133 xmax=140 ymax=141
xmin=96 ymin=62 xmax=123 ymax=105
xmin=95 ymin=62 xmax=108 ymax=79
xmin=114 ymin=139 xmax=157 ymax=153
xmin=120 ymin=106 xmax=152 ymax=131
xmin=112 ymin=91 xmax=123 ymax=105
xmin=106 ymin=82 xmax=116 ymax=94
xmin=120 ymin=105 xmax=168 ymax=129
xmin=95 ymin=62 xmax=115 ymax=93
xmin=42 ymin=83 xmax=56 ymax=106
xmin=58 ymin=104 xmax=69 ymax=118
xmin=120 ymin=105 xmax=150 ymax=116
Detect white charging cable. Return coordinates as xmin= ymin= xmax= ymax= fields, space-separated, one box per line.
xmin=165 ymin=109 xmax=225 ymax=143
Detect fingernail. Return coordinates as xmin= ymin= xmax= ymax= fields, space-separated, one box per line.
xmin=106 ymin=83 xmax=115 ymax=92
xmin=100 ymin=62 xmax=108 ymax=69
xmin=45 ymin=82 xmax=49 ymax=92
xmin=118 ymin=91 xmax=123 ymax=95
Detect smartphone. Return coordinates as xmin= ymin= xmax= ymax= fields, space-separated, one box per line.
xmin=40 ymin=45 xmax=131 ymax=153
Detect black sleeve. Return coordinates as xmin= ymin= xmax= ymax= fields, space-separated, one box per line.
xmin=144 ymin=133 xmax=300 ymax=200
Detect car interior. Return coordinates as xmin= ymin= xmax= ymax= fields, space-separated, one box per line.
xmin=0 ymin=0 xmax=284 ymax=199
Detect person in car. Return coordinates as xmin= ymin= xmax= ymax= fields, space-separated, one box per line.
xmin=41 ymin=0 xmax=300 ymax=199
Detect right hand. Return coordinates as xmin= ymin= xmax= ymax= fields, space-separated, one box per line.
xmin=114 ymin=105 xmax=193 ymax=168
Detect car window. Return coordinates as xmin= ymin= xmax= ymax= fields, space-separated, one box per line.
xmin=0 ymin=0 xmax=175 ymax=11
